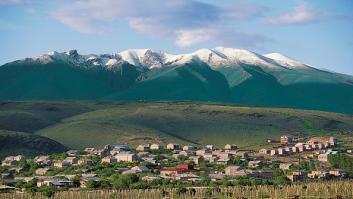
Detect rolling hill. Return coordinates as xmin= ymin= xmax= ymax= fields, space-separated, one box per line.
xmin=0 ymin=101 xmax=352 ymax=154
xmin=31 ymin=102 xmax=353 ymax=149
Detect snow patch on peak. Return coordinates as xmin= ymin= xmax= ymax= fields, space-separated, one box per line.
xmin=105 ymin=59 xmax=119 ymax=66
xmin=212 ymin=47 xmax=278 ymax=68
xmin=263 ymin=53 xmax=307 ymax=67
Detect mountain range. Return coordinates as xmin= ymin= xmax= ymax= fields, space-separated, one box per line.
xmin=1 ymin=47 xmax=353 ymax=113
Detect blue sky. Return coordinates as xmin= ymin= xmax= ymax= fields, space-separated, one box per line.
xmin=0 ymin=0 xmax=353 ymax=75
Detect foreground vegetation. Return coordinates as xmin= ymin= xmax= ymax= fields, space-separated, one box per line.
xmin=1 ymin=180 xmax=353 ymax=198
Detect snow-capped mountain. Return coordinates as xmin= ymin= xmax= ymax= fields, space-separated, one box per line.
xmin=3 ymin=46 xmax=353 ymax=114
xmin=20 ymin=47 xmax=310 ymax=70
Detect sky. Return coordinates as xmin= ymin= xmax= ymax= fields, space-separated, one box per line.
xmin=0 ymin=0 xmax=353 ymax=75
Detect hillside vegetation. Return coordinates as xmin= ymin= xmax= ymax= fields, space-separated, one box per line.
xmin=33 ymin=102 xmax=353 ymax=149
xmin=1 ymin=101 xmax=353 ymax=153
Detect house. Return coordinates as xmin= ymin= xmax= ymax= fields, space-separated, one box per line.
xmin=278 ymin=148 xmax=285 ymax=156
xmin=66 ymin=150 xmax=79 ymax=156
xmin=33 ymin=156 xmax=51 ymax=165
xmin=196 ymin=149 xmax=211 ymax=156
xmin=110 ymin=148 xmax=122 ymax=156
xmin=78 ymin=159 xmax=94 ymax=165
xmin=234 ymin=151 xmax=248 ymax=158
xmin=318 ymin=153 xmax=332 ymax=162
xmin=248 ymin=160 xmax=261 ymax=169
xmin=304 ymin=144 xmax=312 ymax=151
xmin=94 ymin=149 xmax=109 ymax=158
xmin=270 ymin=150 xmax=277 ymax=156
xmin=329 ymin=137 xmax=337 ymax=146
xmin=0 ymin=185 xmax=15 ymax=192
xmin=136 ymin=144 xmax=150 ymax=152
xmin=224 ymin=166 xmax=243 ymax=175
xmin=183 ymin=145 xmax=196 ymax=152
xmin=329 ymin=169 xmax=343 ymax=177
xmin=142 ymin=175 xmax=162 ymax=181
xmin=115 ymin=153 xmax=138 ymax=162
xmin=1 ymin=159 xmax=18 ymax=167
xmin=35 ymin=168 xmax=51 ymax=175
xmin=104 ymin=144 xmax=117 ymax=151
xmin=1 ymin=155 xmax=25 ymax=166
xmin=308 ymin=170 xmax=328 ymax=179
xmin=37 ymin=179 xmax=74 ymax=188
xmin=167 ymin=143 xmax=180 ymax=150
xmin=175 ymin=173 xmax=200 ymax=182
xmin=224 ymin=144 xmax=237 ymax=150
xmin=160 ymin=168 xmax=182 ymax=176
xmin=53 ymin=161 xmax=71 ymax=168
xmin=64 ymin=157 xmax=78 ymax=165
xmin=284 ymin=147 xmax=292 ymax=153
xmin=160 ymin=163 xmax=195 ymax=176
xmin=84 ymin=148 xmax=95 ymax=154
xmin=113 ymin=144 xmax=129 ymax=151
xmin=131 ymin=166 xmax=150 ymax=173
xmin=217 ymin=152 xmax=230 ymax=160
xmin=287 ymin=171 xmax=305 ymax=182
xmin=101 ymin=156 xmax=117 ymax=164
xmin=150 ymin=143 xmax=164 ymax=150
xmin=281 ymin=134 xmax=293 ymax=144
xmin=226 ymin=168 xmax=254 ymax=177
xmin=216 ymin=158 xmax=230 ymax=165
xmin=307 ymin=137 xmax=329 ymax=145
xmin=189 ymin=156 xmax=203 ymax=165
xmin=279 ymin=163 xmax=293 ymax=170
xmin=259 ymin=149 xmax=269 ymax=155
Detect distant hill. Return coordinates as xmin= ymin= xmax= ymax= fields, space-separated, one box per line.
xmin=1 ymin=101 xmax=353 ymax=154
xmin=33 ymin=102 xmax=353 ymax=149
xmin=1 ymin=48 xmax=353 ymax=114
xmin=0 ymin=130 xmax=68 ymax=158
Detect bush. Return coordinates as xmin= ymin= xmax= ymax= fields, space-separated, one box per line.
xmin=175 ymin=186 xmax=187 ymax=195
xmin=39 ymin=186 xmax=57 ymax=198
xmin=85 ymin=179 xmax=99 ymax=189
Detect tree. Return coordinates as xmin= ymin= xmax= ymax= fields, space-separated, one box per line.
xmin=111 ymin=174 xmax=139 ymax=189
xmin=85 ymin=179 xmax=98 ymax=189
xmin=39 ymin=186 xmax=57 ymax=198
xmin=175 ymin=186 xmax=187 ymax=195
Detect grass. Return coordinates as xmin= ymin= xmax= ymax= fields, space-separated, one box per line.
xmin=33 ymin=101 xmax=353 ymax=150
xmin=1 ymin=100 xmax=353 ymax=152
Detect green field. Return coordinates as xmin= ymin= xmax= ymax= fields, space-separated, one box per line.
xmin=1 ymin=101 xmax=353 ymax=154
xmin=34 ymin=101 xmax=353 ymax=149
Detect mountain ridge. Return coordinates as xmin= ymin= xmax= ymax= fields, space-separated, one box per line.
xmin=1 ymin=47 xmax=353 ymax=114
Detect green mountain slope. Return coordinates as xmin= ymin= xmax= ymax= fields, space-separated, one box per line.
xmin=107 ymin=62 xmax=231 ymax=102
xmin=1 ymin=58 xmax=353 ymax=114
xmin=0 ymin=61 xmax=140 ymax=100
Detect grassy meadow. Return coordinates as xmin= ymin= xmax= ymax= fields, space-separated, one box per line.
xmin=1 ymin=100 xmax=353 ymax=153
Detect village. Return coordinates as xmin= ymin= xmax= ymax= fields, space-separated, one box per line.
xmin=1 ymin=134 xmax=352 ymax=194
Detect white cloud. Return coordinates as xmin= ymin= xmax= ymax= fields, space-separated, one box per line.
xmin=0 ymin=0 xmax=21 ymax=5
xmin=264 ymin=2 xmax=325 ymax=25
xmin=50 ymin=0 xmax=269 ymax=48
xmin=175 ymin=29 xmax=216 ymax=48
xmin=175 ymin=27 xmax=269 ymax=48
